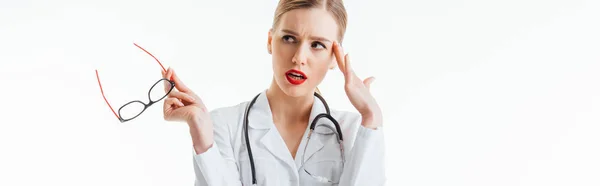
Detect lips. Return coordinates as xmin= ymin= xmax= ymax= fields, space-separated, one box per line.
xmin=285 ymin=69 xmax=307 ymax=85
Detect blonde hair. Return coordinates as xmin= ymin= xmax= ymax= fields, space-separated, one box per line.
xmin=272 ymin=0 xmax=348 ymax=96
xmin=273 ymin=0 xmax=348 ymax=43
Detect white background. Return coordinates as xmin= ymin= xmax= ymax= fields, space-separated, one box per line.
xmin=1 ymin=0 xmax=599 ymax=185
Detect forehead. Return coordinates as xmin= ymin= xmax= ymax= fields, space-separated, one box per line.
xmin=276 ymin=8 xmax=339 ymax=40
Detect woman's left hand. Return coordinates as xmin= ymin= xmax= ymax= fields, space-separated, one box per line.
xmin=333 ymin=41 xmax=383 ymax=129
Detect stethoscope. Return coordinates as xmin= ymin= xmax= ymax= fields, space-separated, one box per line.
xmin=243 ymin=92 xmax=345 ymax=185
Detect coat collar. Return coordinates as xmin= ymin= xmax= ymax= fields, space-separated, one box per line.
xmin=245 ymin=89 xmax=333 ymax=172
xmin=245 ymin=89 xmax=274 ymax=130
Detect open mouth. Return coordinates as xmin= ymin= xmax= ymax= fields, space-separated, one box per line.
xmin=287 ymin=72 xmax=306 ymax=80
xmin=285 ymin=69 xmax=307 ymax=85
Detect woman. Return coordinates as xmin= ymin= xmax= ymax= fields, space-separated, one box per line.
xmin=161 ymin=0 xmax=385 ymax=185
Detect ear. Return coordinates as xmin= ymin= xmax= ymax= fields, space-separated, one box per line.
xmin=267 ymin=28 xmax=273 ymax=54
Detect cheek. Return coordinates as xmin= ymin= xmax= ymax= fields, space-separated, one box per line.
xmin=271 ymin=45 xmax=293 ymax=68
xmin=309 ymin=57 xmax=332 ymax=80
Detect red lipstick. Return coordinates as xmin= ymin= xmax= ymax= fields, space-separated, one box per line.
xmin=285 ymin=69 xmax=307 ymax=85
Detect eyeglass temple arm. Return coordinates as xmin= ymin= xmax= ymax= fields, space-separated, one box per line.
xmin=95 ymin=69 xmax=121 ymax=121
xmin=133 ymin=42 xmax=168 ymax=74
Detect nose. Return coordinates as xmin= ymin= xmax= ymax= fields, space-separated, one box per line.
xmin=292 ymin=44 xmax=309 ymax=65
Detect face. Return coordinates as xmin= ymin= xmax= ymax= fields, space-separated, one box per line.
xmin=268 ymin=8 xmax=340 ymax=97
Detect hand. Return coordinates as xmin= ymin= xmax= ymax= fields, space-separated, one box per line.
xmin=333 ymin=41 xmax=383 ymax=129
xmin=162 ymin=67 xmax=214 ymax=153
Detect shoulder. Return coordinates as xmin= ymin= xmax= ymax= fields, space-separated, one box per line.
xmin=330 ymin=109 xmax=364 ymax=140
xmin=330 ymin=109 xmax=362 ymax=126
xmin=330 ymin=108 xmax=384 ymax=142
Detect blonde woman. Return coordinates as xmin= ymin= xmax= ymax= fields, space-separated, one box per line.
xmin=162 ymin=0 xmax=385 ymax=185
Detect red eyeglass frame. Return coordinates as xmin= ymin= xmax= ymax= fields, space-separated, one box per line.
xmin=95 ymin=43 xmax=171 ymax=122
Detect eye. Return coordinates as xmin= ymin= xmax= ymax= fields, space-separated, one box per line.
xmin=311 ymin=42 xmax=326 ymax=50
xmin=282 ymin=35 xmax=296 ymax=43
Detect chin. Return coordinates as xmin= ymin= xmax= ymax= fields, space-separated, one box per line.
xmin=277 ymin=80 xmax=312 ymax=97
xmin=282 ymin=86 xmax=309 ymax=97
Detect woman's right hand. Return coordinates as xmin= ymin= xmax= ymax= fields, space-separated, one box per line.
xmin=162 ymin=67 xmax=214 ymax=154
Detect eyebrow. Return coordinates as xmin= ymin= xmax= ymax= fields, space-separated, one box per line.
xmin=281 ymin=29 xmax=332 ymax=43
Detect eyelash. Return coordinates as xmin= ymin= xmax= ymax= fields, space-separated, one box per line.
xmin=282 ymin=35 xmax=296 ymax=43
xmin=282 ymin=35 xmax=327 ymax=50
xmin=311 ymin=42 xmax=326 ymax=49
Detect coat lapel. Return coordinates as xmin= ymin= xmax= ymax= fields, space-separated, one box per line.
xmin=246 ymin=90 xmax=333 ymax=173
xmin=259 ymin=127 xmax=295 ymax=167
xmin=295 ymin=94 xmax=329 ymax=171
xmin=247 ymin=90 xmax=296 ymax=170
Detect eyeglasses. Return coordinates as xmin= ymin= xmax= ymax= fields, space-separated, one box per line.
xmin=95 ymin=43 xmax=175 ymax=123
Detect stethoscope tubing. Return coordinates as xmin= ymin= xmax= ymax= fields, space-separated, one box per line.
xmin=243 ymin=92 xmax=343 ymax=185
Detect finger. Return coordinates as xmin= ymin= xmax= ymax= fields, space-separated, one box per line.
xmin=164 ymin=67 xmax=174 ymax=93
xmin=164 ymin=97 xmax=185 ymax=111
xmin=171 ymin=69 xmax=192 ymax=93
xmin=333 ymin=41 xmax=346 ymax=75
xmin=168 ymin=91 xmax=196 ymax=103
xmin=163 ymin=70 xmax=169 ymax=92
xmin=363 ymin=76 xmax=376 ymax=90
xmin=163 ymin=98 xmax=184 ymax=120
xmin=164 ymin=67 xmax=172 ymax=79
xmin=163 ymin=80 xmax=170 ymax=93
xmin=344 ymin=53 xmax=355 ymax=81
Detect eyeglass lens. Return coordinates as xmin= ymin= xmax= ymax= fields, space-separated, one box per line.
xmin=118 ymin=78 xmax=174 ymax=121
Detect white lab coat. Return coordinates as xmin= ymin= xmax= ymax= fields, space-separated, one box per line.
xmin=192 ymin=90 xmax=386 ymax=186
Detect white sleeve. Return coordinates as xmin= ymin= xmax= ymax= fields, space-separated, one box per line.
xmin=192 ymin=109 xmax=242 ymax=186
xmin=338 ymin=115 xmax=387 ymax=186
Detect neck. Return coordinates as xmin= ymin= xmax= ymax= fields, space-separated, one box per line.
xmin=266 ymin=79 xmax=314 ymax=126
